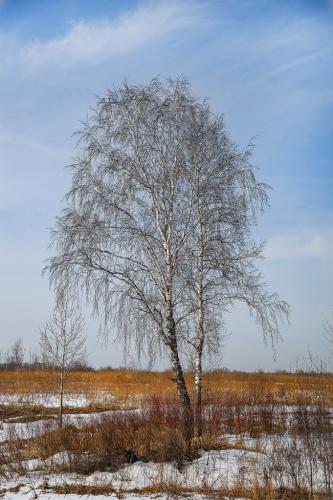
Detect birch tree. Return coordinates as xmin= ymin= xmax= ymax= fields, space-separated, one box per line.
xmin=181 ymin=103 xmax=290 ymax=436
xmin=39 ymin=295 xmax=86 ymax=428
xmin=47 ymin=79 xmax=201 ymax=432
xmin=47 ymin=77 xmax=289 ymax=437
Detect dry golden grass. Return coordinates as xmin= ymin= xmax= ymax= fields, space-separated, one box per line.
xmin=49 ymin=481 xmax=328 ymax=499
xmin=1 ymin=378 xmax=332 ymax=497
xmin=0 ymin=368 xmax=332 ymax=407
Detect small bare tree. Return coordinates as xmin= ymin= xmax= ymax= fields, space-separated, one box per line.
xmin=7 ymin=337 xmax=25 ymax=368
xmin=305 ymin=313 xmax=333 ymax=373
xmin=39 ymin=295 xmax=86 ymax=428
xmin=324 ymin=312 xmax=333 ymax=351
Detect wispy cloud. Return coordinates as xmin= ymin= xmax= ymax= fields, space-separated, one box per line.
xmin=0 ymin=0 xmax=331 ymax=368
xmin=20 ymin=3 xmax=194 ymax=72
xmin=265 ymin=229 xmax=333 ymax=261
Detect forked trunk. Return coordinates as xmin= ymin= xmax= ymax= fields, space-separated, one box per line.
xmin=169 ymin=336 xmax=192 ymax=408
xmin=169 ymin=339 xmax=194 ymax=442
xmin=165 ymin=294 xmax=193 ymax=440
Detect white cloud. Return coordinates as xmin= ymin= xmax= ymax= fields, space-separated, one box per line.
xmin=21 ymin=3 xmax=194 ymax=72
xmin=265 ymin=229 xmax=333 ymax=261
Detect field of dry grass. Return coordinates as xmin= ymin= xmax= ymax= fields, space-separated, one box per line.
xmin=1 ymin=369 xmax=333 ymax=498
xmin=0 ymin=369 xmax=332 ymax=407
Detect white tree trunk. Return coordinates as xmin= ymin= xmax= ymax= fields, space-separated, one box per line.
xmin=59 ymin=368 xmax=64 ymax=429
xmin=193 ymin=235 xmax=205 ymax=438
xmin=194 ymin=275 xmax=204 ymax=438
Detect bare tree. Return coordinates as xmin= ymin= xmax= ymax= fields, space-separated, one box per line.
xmin=47 ymin=78 xmax=201 ymax=430
xmin=306 ymin=312 xmax=333 ymax=372
xmin=39 ymin=295 xmax=86 ymax=428
xmin=324 ymin=312 xmax=333 ymax=350
xmin=46 ymin=77 xmax=289 ymax=437
xmin=7 ymin=337 xmax=25 ymax=369
xmin=180 ymin=106 xmax=290 ymax=436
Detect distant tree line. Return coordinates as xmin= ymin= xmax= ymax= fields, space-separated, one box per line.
xmin=0 ymin=336 xmax=89 ymax=371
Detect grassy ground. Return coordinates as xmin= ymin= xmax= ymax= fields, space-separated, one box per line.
xmin=0 ymin=369 xmax=332 ymax=407
xmin=1 ymin=370 xmax=333 ymax=498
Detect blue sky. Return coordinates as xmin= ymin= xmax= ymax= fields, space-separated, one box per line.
xmin=0 ymin=0 xmax=332 ymax=370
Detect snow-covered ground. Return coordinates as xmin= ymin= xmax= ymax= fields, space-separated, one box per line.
xmin=0 ymin=409 xmax=141 ymax=443
xmin=1 ymin=393 xmax=332 ymax=498
xmin=0 ymin=392 xmax=116 ymax=408
xmin=0 ymin=404 xmax=270 ymax=499
xmin=2 ymin=485 xmax=247 ymax=500
xmin=2 ymin=492 xmax=218 ymax=500
xmin=1 ymin=448 xmax=263 ymax=500
xmin=1 ymin=429 xmax=331 ymax=496
xmin=15 ymin=447 xmax=265 ymax=487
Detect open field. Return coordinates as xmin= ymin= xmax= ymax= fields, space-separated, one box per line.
xmin=1 ymin=369 xmax=333 ymax=499
xmin=1 ymin=369 xmax=333 ymax=407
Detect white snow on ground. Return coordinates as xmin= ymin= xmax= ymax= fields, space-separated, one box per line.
xmin=1 ymin=429 xmax=331 ymax=498
xmin=2 ymin=448 xmax=267 ymax=488
xmin=1 ymin=438 xmax=327 ymax=498
xmin=97 ymin=448 xmax=268 ymax=490
xmin=0 ymin=392 xmax=116 ymax=408
xmin=0 ymin=419 xmax=51 ymax=443
xmin=223 ymin=433 xmax=279 ymax=453
xmin=1 ymin=396 xmax=332 ymax=498
xmin=2 ymin=489 xmax=240 ymax=500
xmin=0 ymin=409 xmax=141 ymax=443
xmin=7 ymin=433 xmax=326 ymax=493
xmin=1 ymin=451 xmax=259 ymax=499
